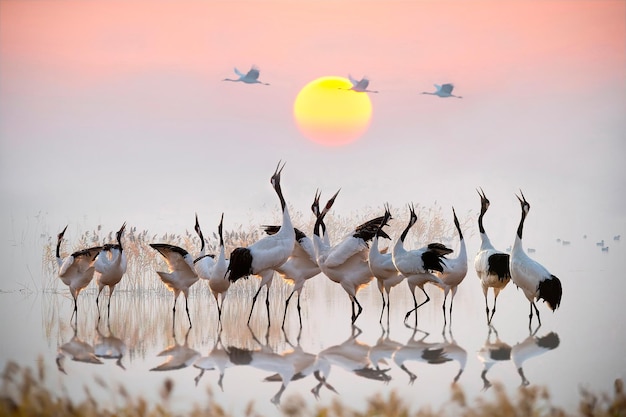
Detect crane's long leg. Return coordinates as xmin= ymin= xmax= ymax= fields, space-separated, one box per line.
xmin=386 ymin=290 xmax=391 ymax=328
xmin=247 ymin=284 xmax=264 ymax=324
xmin=265 ymin=286 xmax=271 ymax=327
xmin=449 ymin=289 xmax=456 ymax=327
xmin=442 ymin=292 xmax=449 ymax=326
xmin=171 ymin=295 xmax=177 ymax=331
xmin=529 ymin=301 xmax=541 ymax=330
xmin=350 ymin=296 xmax=356 ymax=323
xmin=405 ymin=289 xmax=418 ymax=323
xmin=484 ymin=293 xmax=490 ymax=324
xmin=282 ymin=288 xmax=296 ymax=329
xmin=96 ymin=287 xmax=104 ymax=319
xmin=379 ymin=290 xmax=386 ymax=323
xmin=71 ymin=296 xmax=77 ymax=322
xmin=296 ymin=292 xmax=302 ymax=328
xmin=185 ymin=293 xmax=192 ymax=328
xmin=488 ymin=290 xmax=500 ymax=325
xmin=354 ymin=296 xmax=363 ymax=321
xmin=107 ymin=286 xmax=114 ymax=321
xmin=405 ymin=287 xmax=431 ymax=325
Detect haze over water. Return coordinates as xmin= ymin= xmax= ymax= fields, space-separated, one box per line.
xmin=0 ymin=0 xmax=625 ymax=415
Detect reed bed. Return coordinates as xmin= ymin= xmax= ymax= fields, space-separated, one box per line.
xmin=41 ymin=203 xmax=472 ymax=295
xmin=1 ymin=360 xmax=624 ymax=417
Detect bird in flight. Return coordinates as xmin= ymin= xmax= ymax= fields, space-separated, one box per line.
xmin=346 ymin=75 xmax=378 ymax=93
xmin=223 ymin=66 xmax=270 ymax=85
xmin=422 ymin=83 xmax=462 ymax=98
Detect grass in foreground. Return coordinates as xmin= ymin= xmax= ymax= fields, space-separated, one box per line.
xmin=1 ymin=361 xmax=624 ymax=417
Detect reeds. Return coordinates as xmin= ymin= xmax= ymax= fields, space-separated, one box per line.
xmin=1 ymin=360 xmax=624 ymax=417
xmin=41 ymin=203 xmax=473 ymax=295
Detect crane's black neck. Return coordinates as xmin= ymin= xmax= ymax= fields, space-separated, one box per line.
xmin=516 ymin=209 xmax=527 ymax=239
xmin=275 ymin=182 xmax=286 ymax=211
xmin=313 ymin=215 xmax=322 ymax=238
xmin=218 ymin=218 xmax=224 ymax=248
xmin=196 ymin=227 xmax=205 ymax=253
xmin=117 ymin=232 xmax=124 ymax=252
xmin=454 ymin=216 xmax=464 ymax=241
xmin=400 ymin=220 xmax=413 ymax=242
xmin=56 ymin=237 xmax=62 ymax=259
xmin=478 ymin=209 xmax=486 ymax=234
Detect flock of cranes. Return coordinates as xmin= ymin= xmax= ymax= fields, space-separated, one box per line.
xmin=222 ymin=65 xmax=462 ymax=98
xmin=55 ymin=163 xmax=562 ymax=332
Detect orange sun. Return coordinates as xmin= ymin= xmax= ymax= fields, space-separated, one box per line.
xmin=293 ymin=76 xmax=372 ymax=146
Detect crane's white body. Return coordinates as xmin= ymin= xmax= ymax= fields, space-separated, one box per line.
xmin=194 ymin=214 xmax=230 ymax=321
xmin=422 ymin=83 xmax=462 ymax=98
xmin=94 ymin=223 xmax=128 ymax=318
xmin=273 ymin=230 xmax=320 ymax=327
xmin=56 ymin=226 xmax=102 ymax=319
xmin=368 ymin=234 xmax=405 ymax=322
xmin=223 ymin=66 xmax=269 ymax=85
xmin=474 ymin=188 xmax=511 ymax=324
xmin=509 ymin=191 xmax=562 ymax=328
xmin=391 ymin=205 xmax=449 ymax=323
xmin=435 ymin=208 xmax=468 ymax=323
xmin=348 ymin=75 xmax=378 ymax=93
xmin=150 ymin=243 xmax=199 ymax=327
xmin=226 ymin=162 xmax=296 ymax=326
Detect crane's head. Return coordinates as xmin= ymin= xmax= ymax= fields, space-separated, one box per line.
xmin=383 ymin=203 xmax=393 ymax=224
xmin=477 ymin=187 xmax=490 ymax=213
xmin=407 ymin=203 xmax=417 ymax=228
xmin=375 ymin=203 xmax=393 ymax=238
xmin=311 ymin=189 xmax=321 ymax=217
xmin=270 ymin=160 xmax=285 ymax=190
xmin=452 ymin=207 xmax=460 ymax=229
xmin=194 ymin=213 xmax=203 ymax=237
xmin=57 ymin=225 xmax=68 ymax=241
xmin=218 ymin=213 xmax=224 ymax=239
xmin=116 ymin=222 xmax=126 ymax=240
xmin=516 ymin=190 xmax=530 ymax=215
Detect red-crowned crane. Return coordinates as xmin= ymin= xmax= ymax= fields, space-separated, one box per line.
xmin=56 ymin=226 xmax=102 ymax=323
xmin=94 ymin=222 xmax=128 ymax=321
xmin=225 ymin=162 xmax=296 ymax=327
xmin=474 ymin=188 xmax=511 ymax=325
xmin=509 ymin=191 xmax=562 ymax=330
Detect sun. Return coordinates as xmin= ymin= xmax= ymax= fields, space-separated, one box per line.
xmin=293 ymin=76 xmax=372 ymax=147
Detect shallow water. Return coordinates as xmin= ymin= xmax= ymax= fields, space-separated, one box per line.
xmin=1 ymin=228 xmax=625 ymax=416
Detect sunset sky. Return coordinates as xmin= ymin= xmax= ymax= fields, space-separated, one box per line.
xmin=1 ymin=0 xmax=624 ymax=251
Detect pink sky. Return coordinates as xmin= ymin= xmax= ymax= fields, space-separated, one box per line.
xmin=2 ymin=1 xmax=623 ymax=88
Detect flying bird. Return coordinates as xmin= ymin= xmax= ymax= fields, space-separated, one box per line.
xmin=346 ymin=75 xmax=379 ymax=93
xmin=509 ymin=191 xmax=562 ymax=329
xmin=422 ymin=83 xmax=462 ymax=98
xmin=223 ymin=66 xmax=269 ymax=85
